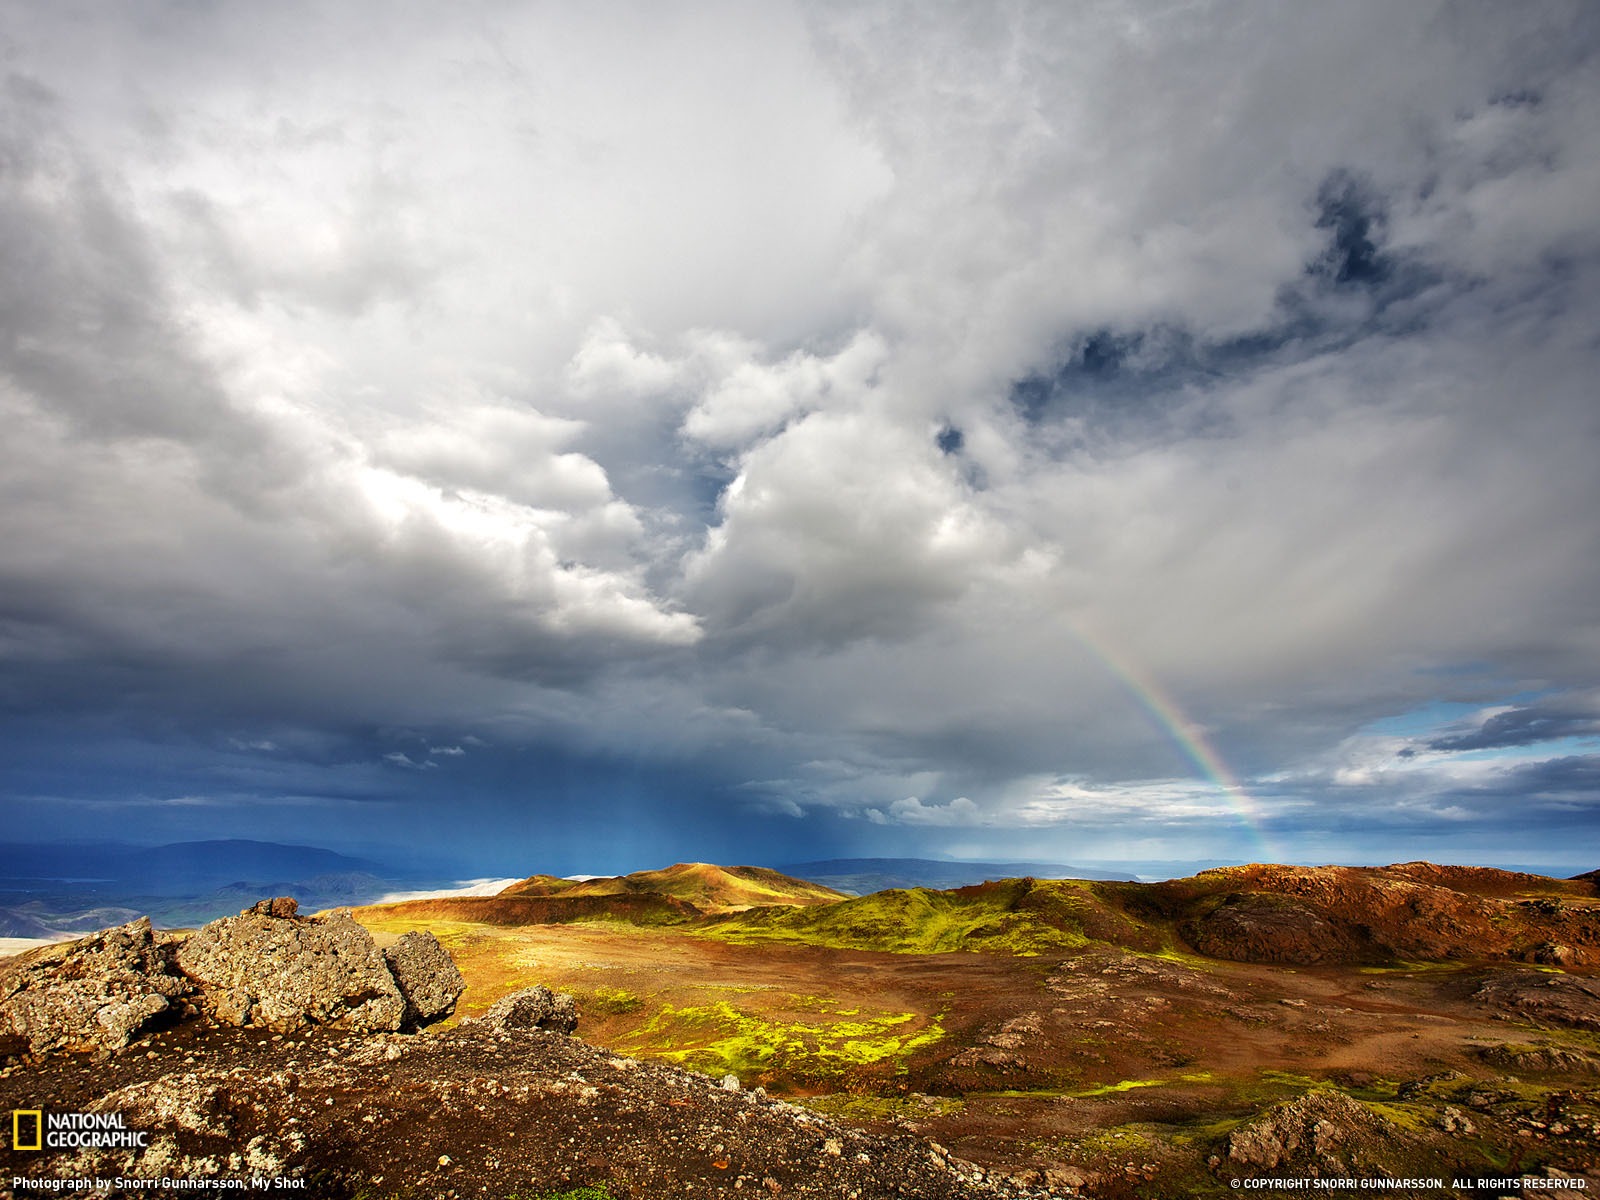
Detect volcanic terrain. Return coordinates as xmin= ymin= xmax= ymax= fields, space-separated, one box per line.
xmin=1 ymin=861 xmax=1597 ymax=1198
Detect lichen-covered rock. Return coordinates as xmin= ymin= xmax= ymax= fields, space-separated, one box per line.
xmin=476 ymin=985 xmax=578 ymax=1034
xmin=1226 ymin=1091 xmax=1396 ymax=1172
xmin=383 ymin=931 xmax=464 ymax=1027
xmin=1478 ymin=1042 xmax=1600 ymax=1075
xmin=0 ymin=917 xmax=190 ymax=1055
xmin=1473 ymin=970 xmax=1600 ymax=1031
xmin=177 ymin=905 xmax=404 ymax=1033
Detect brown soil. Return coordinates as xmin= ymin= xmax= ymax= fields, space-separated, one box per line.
xmin=0 ymin=1016 xmax=1050 ymax=1200
xmin=5 ymin=863 xmax=1600 ymax=1198
xmin=342 ymin=918 xmax=1600 ymax=1194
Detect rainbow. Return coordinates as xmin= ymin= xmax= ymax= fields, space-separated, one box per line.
xmin=1073 ymin=625 xmax=1277 ymax=861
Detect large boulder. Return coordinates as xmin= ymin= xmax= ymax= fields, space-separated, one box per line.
xmin=0 ymin=918 xmax=191 ymax=1055
xmin=177 ymin=901 xmax=405 ymax=1033
xmin=476 ymin=985 xmax=578 ymax=1034
xmin=383 ymin=931 xmax=464 ymax=1028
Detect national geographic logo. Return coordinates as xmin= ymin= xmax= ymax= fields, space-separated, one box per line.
xmin=12 ymin=1110 xmax=41 ymax=1151
xmin=11 ymin=1109 xmax=149 ymax=1150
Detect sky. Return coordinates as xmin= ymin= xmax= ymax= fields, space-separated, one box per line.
xmin=2 ymin=1 xmax=1598 ymax=877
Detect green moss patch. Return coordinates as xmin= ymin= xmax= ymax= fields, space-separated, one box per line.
xmin=582 ymin=986 xmax=644 ymax=1015
xmin=698 ymin=879 xmax=1111 ymax=955
xmin=615 ymin=999 xmax=944 ymax=1082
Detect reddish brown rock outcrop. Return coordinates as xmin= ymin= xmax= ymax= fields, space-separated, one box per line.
xmin=1164 ymin=864 xmax=1600 ymax=966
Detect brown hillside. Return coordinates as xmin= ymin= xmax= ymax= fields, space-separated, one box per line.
xmin=497 ymin=873 xmax=585 ymax=897
xmin=363 ymin=861 xmax=1599 ymax=970
xmin=358 ymin=892 xmax=700 ymax=927
xmin=1146 ymin=862 xmax=1600 ymax=966
xmin=495 ymin=862 xmax=846 ymax=914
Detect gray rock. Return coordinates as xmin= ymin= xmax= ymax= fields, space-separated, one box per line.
xmin=1473 ymin=970 xmax=1600 ymax=1031
xmin=177 ymin=905 xmax=404 ymax=1034
xmin=1478 ymin=1042 xmax=1600 ymax=1075
xmin=383 ymin=931 xmax=465 ymax=1028
xmin=1226 ymin=1091 xmax=1392 ymax=1170
xmin=477 ymin=986 xmax=578 ymax=1034
xmin=0 ymin=918 xmax=190 ymax=1055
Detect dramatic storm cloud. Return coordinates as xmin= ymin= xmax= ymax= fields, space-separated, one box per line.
xmin=2 ymin=1 xmax=1597 ymax=873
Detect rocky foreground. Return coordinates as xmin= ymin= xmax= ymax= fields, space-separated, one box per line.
xmin=0 ymin=901 xmax=1061 ymax=1199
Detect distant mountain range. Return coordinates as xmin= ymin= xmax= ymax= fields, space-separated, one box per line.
xmin=0 ymin=839 xmax=432 ymax=935
xmin=0 ymin=839 xmax=389 ymax=892
xmin=777 ymin=857 xmax=1132 ymax=895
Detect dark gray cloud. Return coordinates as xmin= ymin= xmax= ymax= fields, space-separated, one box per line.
xmin=1427 ymin=696 xmax=1600 ymax=752
xmin=1 ymin=1 xmax=1598 ymax=869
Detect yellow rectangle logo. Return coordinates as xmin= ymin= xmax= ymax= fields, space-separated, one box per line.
xmin=12 ymin=1109 xmax=42 ymax=1151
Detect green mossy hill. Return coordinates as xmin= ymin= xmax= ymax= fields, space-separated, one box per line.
xmin=700 ymin=878 xmax=1161 ymax=955
xmin=497 ymin=863 xmax=846 ymax=913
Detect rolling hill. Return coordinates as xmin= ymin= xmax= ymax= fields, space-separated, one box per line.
xmin=360 ymin=859 xmax=1600 ymax=968
xmin=496 ymin=862 xmax=846 ymax=913
xmin=780 ymin=857 xmax=1131 ymax=894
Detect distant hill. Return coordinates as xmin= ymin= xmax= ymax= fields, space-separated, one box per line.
xmin=703 ymin=877 xmax=1153 ymax=955
xmin=0 ymin=840 xmax=429 ymax=930
xmin=708 ymin=862 xmax=1600 ymax=963
xmin=779 ymin=858 xmax=1130 ymax=895
xmin=361 ymin=862 xmax=844 ymax=927
xmin=0 ymin=839 xmax=388 ymax=894
xmin=497 ymin=862 xmax=845 ymax=913
xmin=364 ymin=860 xmax=1600 ymax=969
xmin=121 ymin=840 xmax=389 ymax=890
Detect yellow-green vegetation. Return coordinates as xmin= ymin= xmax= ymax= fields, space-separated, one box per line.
xmin=971 ymin=1072 xmax=1215 ymax=1101
xmin=1354 ymin=960 xmax=1469 ymax=975
xmin=500 ymin=863 xmax=845 ymax=912
xmin=1060 ymin=1124 xmax=1154 ymax=1162
xmin=358 ymin=916 xmax=489 ymax=950
xmin=1074 ymin=1073 xmax=1213 ymax=1098
xmin=615 ymin=998 xmax=944 ymax=1082
xmin=699 ymin=879 xmax=1124 ymax=955
xmin=582 ymin=986 xmax=644 ymax=1015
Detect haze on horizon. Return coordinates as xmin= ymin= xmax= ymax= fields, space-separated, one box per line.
xmin=2 ymin=1 xmax=1598 ymax=879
